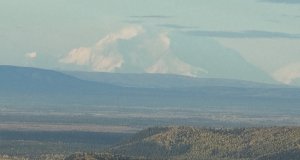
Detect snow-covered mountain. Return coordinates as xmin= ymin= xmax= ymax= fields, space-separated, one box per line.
xmin=59 ymin=26 xmax=279 ymax=84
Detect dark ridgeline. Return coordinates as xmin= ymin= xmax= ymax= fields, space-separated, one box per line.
xmin=0 ymin=65 xmax=120 ymax=94
xmin=61 ymin=70 xmax=287 ymax=89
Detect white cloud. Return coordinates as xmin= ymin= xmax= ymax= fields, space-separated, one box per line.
xmin=60 ymin=25 xmax=143 ymax=72
xmin=271 ymin=63 xmax=300 ymax=84
xmin=25 ymin=52 xmax=36 ymax=58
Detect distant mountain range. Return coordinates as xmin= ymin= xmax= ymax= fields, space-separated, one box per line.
xmin=61 ymin=70 xmax=289 ymax=89
xmin=0 ymin=65 xmax=120 ymax=94
xmin=1 ymin=65 xmax=300 ymax=108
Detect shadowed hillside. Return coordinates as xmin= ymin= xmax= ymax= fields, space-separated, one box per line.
xmin=110 ymin=126 xmax=300 ymax=160
xmin=62 ymin=71 xmax=287 ymax=89
xmin=1 ymin=65 xmax=300 ymax=111
xmin=0 ymin=65 xmax=120 ymax=93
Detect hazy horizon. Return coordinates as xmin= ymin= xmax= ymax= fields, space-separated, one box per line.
xmin=1 ymin=1 xmax=300 ymax=158
xmin=1 ymin=0 xmax=300 ymax=85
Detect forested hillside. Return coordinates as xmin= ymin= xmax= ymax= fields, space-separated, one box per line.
xmin=65 ymin=152 xmax=161 ymax=160
xmin=110 ymin=126 xmax=300 ymax=160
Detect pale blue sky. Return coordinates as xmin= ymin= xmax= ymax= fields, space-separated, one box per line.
xmin=0 ymin=0 xmax=300 ymax=84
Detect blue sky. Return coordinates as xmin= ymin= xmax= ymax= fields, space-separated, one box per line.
xmin=1 ymin=0 xmax=300 ymax=84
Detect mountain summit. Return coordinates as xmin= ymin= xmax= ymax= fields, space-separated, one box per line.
xmin=59 ymin=26 xmax=279 ymax=84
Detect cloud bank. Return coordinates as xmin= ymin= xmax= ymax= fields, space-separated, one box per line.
xmin=158 ymin=24 xmax=198 ymax=29
xmin=260 ymin=0 xmax=300 ymax=4
xmin=123 ymin=20 xmax=143 ymax=24
xmin=129 ymin=15 xmax=173 ymax=18
xmin=186 ymin=30 xmax=300 ymax=39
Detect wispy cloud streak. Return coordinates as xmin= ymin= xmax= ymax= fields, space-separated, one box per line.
xmin=260 ymin=0 xmax=300 ymax=4
xmin=186 ymin=30 xmax=300 ymax=39
xmin=129 ymin=15 xmax=173 ymax=18
xmin=157 ymin=24 xmax=198 ymax=29
xmin=123 ymin=20 xmax=143 ymax=24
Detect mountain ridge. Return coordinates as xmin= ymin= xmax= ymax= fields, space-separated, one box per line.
xmin=1 ymin=65 xmax=300 ymax=109
xmin=61 ymin=70 xmax=289 ymax=89
xmin=0 ymin=65 xmax=122 ymax=93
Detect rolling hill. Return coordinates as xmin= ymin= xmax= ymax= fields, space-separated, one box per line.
xmin=110 ymin=126 xmax=300 ymax=160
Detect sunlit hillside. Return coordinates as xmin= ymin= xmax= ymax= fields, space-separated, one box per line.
xmin=111 ymin=126 xmax=300 ymax=160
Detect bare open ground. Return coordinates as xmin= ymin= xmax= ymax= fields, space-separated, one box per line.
xmin=0 ymin=122 xmax=139 ymax=133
